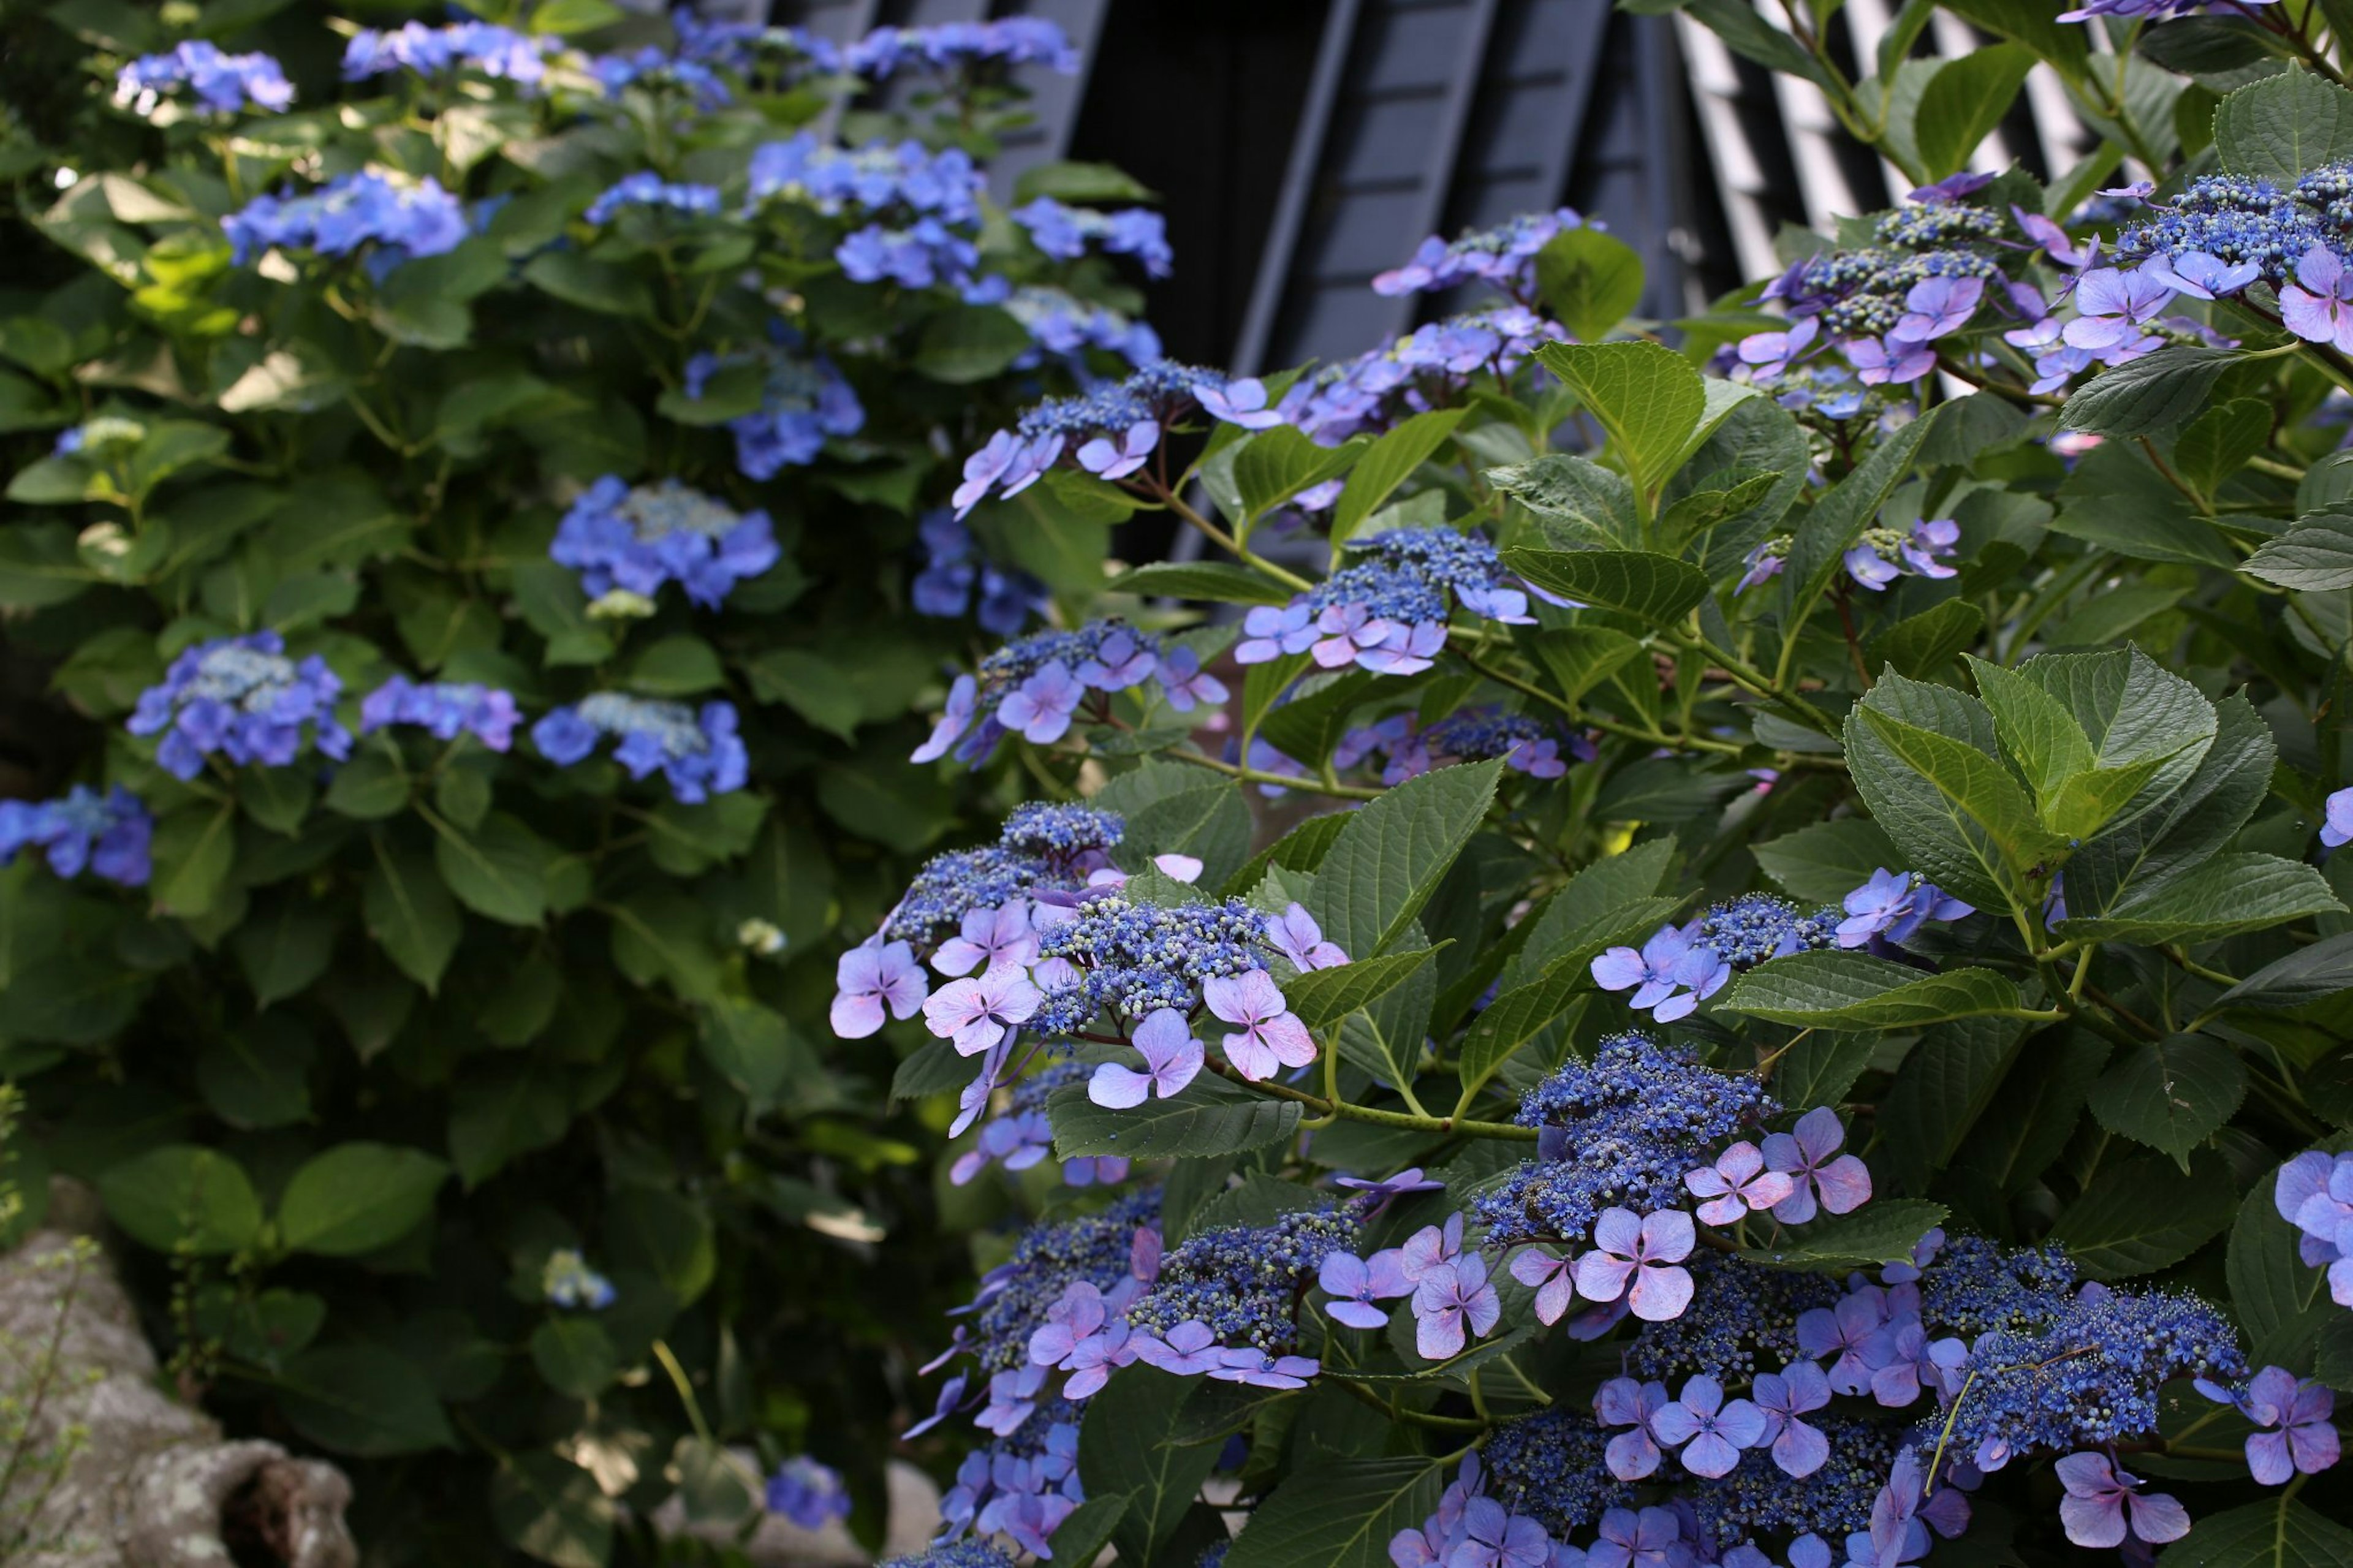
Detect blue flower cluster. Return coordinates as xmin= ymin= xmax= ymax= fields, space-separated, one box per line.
xmin=550 ymin=477 xmax=779 ymax=609
xmin=0 ymin=786 xmax=152 ymax=887
xmin=911 ymin=512 xmax=1047 ymax=635
xmin=845 ymin=20 xmax=1080 ymax=78
xmin=1474 ymin=1033 xmax=1776 ymax=1251
xmin=1237 ymin=528 xmax=1540 ymax=677
xmin=358 ymin=676 xmax=520 ymax=752
xmin=531 ymin=693 xmax=748 ymax=803
xmin=670 ymin=11 xmax=847 ymax=78
xmin=127 ymin=632 xmax=353 ymax=780
xmin=115 ymin=41 xmax=294 ymax=118
xmin=1012 ymin=199 xmax=1174 ymax=279
xmin=589 ymin=45 xmax=731 ymax=110
xmin=681 ymin=339 xmax=865 ymax=480
xmin=1337 ymin=706 xmax=1588 ymax=785
xmin=583 ymin=174 xmax=723 ymax=227
xmin=1373 ymin=208 xmax=1590 ymax=303
xmin=952 ymin=362 xmax=1233 ymax=515
xmin=983 ymin=282 xmax=1162 ymax=369
xmin=1126 ymin=1205 xmax=1359 ymax=1368
xmin=748 ymin=134 xmax=985 ymax=288
xmin=914 ymin=619 xmax=1228 ymax=764
xmin=341 ymin=21 xmax=549 ymax=85
xmin=765 ymin=1455 xmax=852 ymax=1532
xmin=879 ymin=1547 xmax=1017 ymax=1568
xmin=224 ymin=173 xmax=468 ymax=270
xmin=1288 ymin=305 xmax=1567 ymax=446
xmin=876 ymin=803 xmax=1125 ymax=953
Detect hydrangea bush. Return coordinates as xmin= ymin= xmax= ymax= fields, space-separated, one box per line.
xmin=0 ymin=1 xmax=1176 ymax=1559
xmin=835 ymin=9 xmax=2353 ymax=1568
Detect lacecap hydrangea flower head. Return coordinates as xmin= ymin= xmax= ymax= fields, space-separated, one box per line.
xmin=127 ymin=632 xmax=352 ymax=780
xmin=549 ymin=476 xmax=780 ymax=609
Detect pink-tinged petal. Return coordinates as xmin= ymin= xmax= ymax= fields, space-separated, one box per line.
xmin=1627 ymin=1263 xmax=1694 ymax=1321
xmin=1088 ymin=1062 xmax=1154 ymax=1109
xmin=1221 ymin=1028 xmax=1279 ymax=1080
xmin=830 ymin=992 xmax=884 ymax=1038
xmin=1813 ymin=1154 xmax=1873 ymax=1214
xmin=1153 ymin=853 xmax=1204 ymax=882
xmin=1591 ymin=1206 xmax=1642 ymax=1256
xmin=1574 ymin=1251 xmax=1634 ymax=1303
xmin=1639 ymin=1210 xmax=1696 ymax=1262
xmin=1256 ymin=1009 xmax=1318 ymax=1067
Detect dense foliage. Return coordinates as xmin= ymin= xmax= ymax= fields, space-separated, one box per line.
xmin=0 ymin=1 xmax=1172 ymax=1559
xmin=828 ymin=6 xmax=2353 ymax=1568
xmin=9 ymin=2 xmax=2353 ymax=1568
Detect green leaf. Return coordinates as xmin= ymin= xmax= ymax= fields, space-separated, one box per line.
xmin=2086 ymin=1034 xmax=2247 ymax=1161
xmin=671 ymin=1437 xmax=760 ymax=1531
xmin=1877 ymin=1016 xmax=2033 ymax=1191
xmin=1530 ymin=341 xmax=1705 ymax=510
xmin=431 ymin=812 xmax=548 ymax=926
xmin=1331 ymin=409 xmax=1463 ymax=545
xmin=1102 ymin=560 xmax=1298 ymax=605
xmin=2061 ymin=346 xmax=2245 ymax=437
xmin=743 ymin=647 xmax=861 ymax=740
xmin=1679 ymin=0 xmax=1838 ymax=91
xmin=2245 ymin=509 xmax=2353 ymax=591
xmin=607 ymin=1184 xmax=716 ymax=1305
xmin=97 ymin=1144 xmax=263 ymax=1255
xmin=2055 ymin=853 xmax=2343 ymax=942
xmin=2230 ymin=1178 xmax=2341 ymax=1372
xmin=1233 ymin=426 xmax=1365 ymax=522
xmin=1753 ymin=819 xmax=1902 ymax=903
xmin=364 ymin=839 xmax=462 ymax=993
xmin=1535 ymin=227 xmax=1646 ymax=343
xmin=1526 ymin=626 xmax=1645 ymax=706
xmin=914 ymin=305 xmax=1033 ymax=384
xmin=1965 ymin=655 xmax=2096 ymax=816
xmin=2066 ymin=690 xmax=2270 ymax=919
xmin=530 ymin=1317 xmax=618 ymax=1399
xmin=2213 ymin=67 xmax=2353 ymax=182
xmin=278 ymin=1142 xmax=450 ymax=1256
xmin=523 ymin=251 xmax=652 ymax=317
xmin=2216 ymin=931 xmax=2353 ymax=1010
xmin=2052 ymin=1152 xmax=2237 ymax=1279
xmin=1077 ymin=1367 xmax=1222 ymax=1565
xmin=1501 ymin=547 xmax=1710 ymax=624
xmin=1775 ymin=1032 xmax=1880 ymax=1112
xmin=1914 ymin=44 xmax=2036 ymax=176
xmin=1863 ymin=599 xmax=1984 ymax=681
xmin=1737 ymin=1200 xmax=1949 ymax=1271
xmin=696 ymin=997 xmax=803 ymax=1106
xmin=150 ymin=804 xmax=237 ymax=918
xmin=233 ymin=893 xmax=335 ymax=1007
xmin=449 ymin=1064 xmax=573 ymax=1187
xmin=1307 ymin=759 xmax=1502 ymax=960
xmin=1845 ymin=673 xmax=2064 ymax=909
xmin=197 ymin=1017 xmax=316 ymax=1130
xmin=1047 ymin=1494 xmax=1131 ymax=1568
xmin=1282 ymin=944 xmax=1449 ymax=1029
xmin=1719 ymin=951 xmax=2025 ymax=1028
xmin=1048 ymin=1077 xmax=1302 ymax=1159
xmin=279 ymin=1346 xmax=455 ymax=1456
xmin=2173 ymin=396 xmax=2273 ymax=497
xmin=624 ymin=634 xmax=724 ymax=696
xmin=491 ymin=1452 xmax=614 ymax=1568
xmin=1488 ymin=453 xmax=1637 ymax=546
xmin=1225 ymin=1456 xmax=1443 ymax=1568
xmin=1456 ymin=955 xmax=1588 ymax=1097
xmin=2157 ymin=1496 xmax=2353 ymax=1567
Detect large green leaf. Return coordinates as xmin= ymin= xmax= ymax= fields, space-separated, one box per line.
xmin=1283 ymin=944 xmax=1449 ymax=1029
xmin=1455 ymin=955 xmax=1588 ymax=1100
xmin=1783 ymin=413 xmax=1932 ymax=623
xmin=2229 ymin=1177 xmax=2342 ymax=1373
xmin=1738 ymin=1201 xmax=1949 ymax=1272
xmin=2086 ymin=1034 xmax=2247 ymax=1161
xmin=1914 ymin=44 xmax=2036 ymax=177
xmin=1719 ymin=952 xmax=2024 ymax=1028
xmin=97 ymin=1144 xmax=263 ymax=1255
xmin=491 ymin=1452 xmax=615 ymax=1568
xmin=2216 ymin=932 xmax=2353 ymax=1010
xmin=1225 ymin=1456 xmax=1444 ymax=1568
xmin=1078 ymin=1368 xmax=1222 ymax=1566
xmin=1103 ymin=560 xmax=1298 ymax=605
xmin=2066 ymin=691 xmax=2273 ymax=918
xmin=2052 ymin=1153 xmax=2237 ymax=1279
xmin=2059 ymin=347 xmax=2246 ymax=437
xmin=1048 ymin=1077 xmax=1302 ymax=1159
xmin=1752 ymin=819 xmax=1902 ymax=903
xmin=1876 ymin=1016 xmax=2032 ymax=1191
xmin=1307 ymin=759 xmax=1502 ymax=961
xmin=2158 ymin=1496 xmax=2353 ymax=1567
xmin=1501 ymin=547 xmax=1710 ymax=624
xmin=1331 ymin=409 xmax=1463 ymax=544
xmin=2213 ymin=67 xmax=2353 ymax=183
xmin=1233 ymin=426 xmax=1365 ymax=521
xmin=2245 ymin=509 xmax=2353 ymax=591
xmin=363 ymin=839 xmax=461 ymax=993
xmin=431 ymin=812 xmax=548 ymax=926
xmin=278 ymin=1346 xmax=457 ymax=1456
xmin=278 ymin=1142 xmax=450 ymax=1256
xmin=1534 ymin=227 xmax=1645 ymax=343
xmin=2055 ymin=853 xmax=2343 ymax=943
xmin=1530 ymin=341 xmax=1705 ymax=511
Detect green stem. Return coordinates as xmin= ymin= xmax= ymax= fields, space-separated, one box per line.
xmin=1167 ymin=747 xmax=1385 ymax=801
xmin=651 ymin=1339 xmax=716 ymax=1445
xmin=1200 ymin=1057 xmax=1539 ymax=1141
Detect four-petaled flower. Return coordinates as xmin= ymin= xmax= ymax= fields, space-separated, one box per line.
xmin=1589 ymin=1505 xmax=1685 ymax=1568
xmin=1129 ymin=1320 xmax=1225 ymax=1375
xmin=1683 ymin=1141 xmax=1795 ymax=1225
xmin=1647 ymin=1374 xmax=1766 ymax=1479
xmin=1510 ymin=1246 xmax=1576 ymax=1325
xmin=922 ymin=966 xmax=1041 ymax=1056
xmin=1573 ymin=1208 xmax=1696 ymax=1322
xmin=998 ymin=661 xmax=1085 ymax=743
xmin=1202 ymin=968 xmax=1317 ymax=1079
xmin=2199 ymin=1366 xmax=2341 ymax=1485
xmin=1764 ymin=1107 xmax=1874 ymax=1223
xmin=2063 ymin=267 xmax=2175 ymax=352
xmin=1752 ymin=1362 xmax=1832 ymax=1477
xmin=1590 ymin=924 xmax=1721 ymax=1022
xmin=933 ymin=900 xmax=1039 ymax=977
xmin=1077 ymin=419 xmax=1158 ymax=479
xmin=1450 ymin=1497 xmax=1553 ymax=1568
xmin=1158 ymin=646 xmax=1229 ymax=712
xmin=831 ymin=939 xmax=926 ymax=1037
xmin=1026 ymin=1281 xmax=1133 ymax=1399
xmin=1797 ymin=1290 xmax=1885 ymax=1396
xmin=1268 ymin=902 xmax=1349 ymax=971
xmin=1197 ymin=377 xmax=1287 ymax=429
xmin=1089 ymin=1006 xmax=1206 ymax=1108
xmin=2053 ymin=1451 xmax=2190 ymax=1550
xmin=1320 ymin=1248 xmax=1414 ymax=1330
xmin=1411 ymin=1253 xmax=1501 ymax=1359
xmin=1595 ymin=1376 xmax=1670 ymax=1480
xmin=2284 ymin=245 xmax=2353 ymax=355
